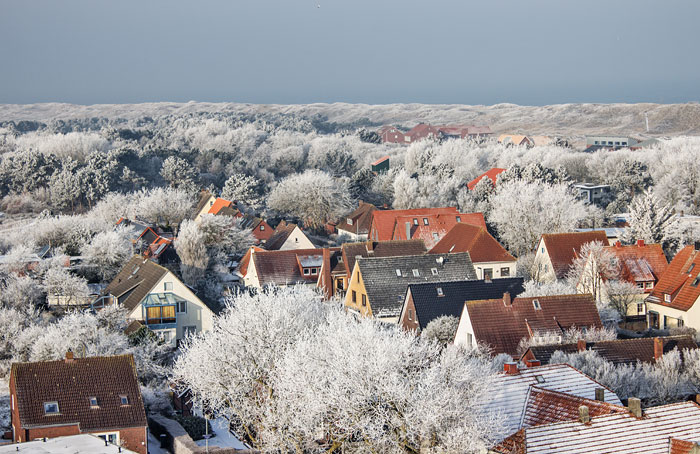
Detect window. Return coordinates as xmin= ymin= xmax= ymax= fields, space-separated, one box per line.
xmin=483 ymin=268 xmax=493 ymax=280
xmin=436 ymin=287 xmax=444 ymax=296
xmin=615 ymin=141 xmax=620 ymax=146
xmin=177 ymin=301 xmax=187 ymax=313
xmin=361 ymin=294 xmax=367 ymax=307
xmin=535 ymin=375 xmax=546 ymax=384
xmin=260 ymin=224 xmax=265 ymax=231
xmin=500 ymin=267 xmax=510 ymax=277
xmin=396 ymin=269 xmax=402 ymax=277
xmin=533 ymin=299 xmax=541 ymax=310
xmin=432 ymin=232 xmax=439 ymax=241
xmin=352 ymin=291 xmax=357 ymax=303
xmin=408 ymin=309 xmax=413 ymax=320
xmin=688 ymin=264 xmax=695 ymax=274
xmin=622 ymin=142 xmax=627 ymax=146
xmin=98 ymin=433 xmax=119 ymax=445
xmin=664 ymin=293 xmax=671 ymax=303
xmin=466 ymin=333 xmax=473 ymax=347
xmin=637 ymin=282 xmax=644 ymax=289
xmin=431 ymin=268 xmax=438 ymax=275
xmin=120 ymin=395 xmax=129 ymax=405
xmin=311 ymin=268 xmax=317 ymax=275
xmin=161 ymin=331 xmax=172 ymax=342
xmin=456 ymin=216 xmax=461 ymax=223
xmin=44 ymin=402 xmax=59 ymax=415
xmin=645 ymin=282 xmax=653 ymax=289
xmin=347 ymin=218 xmax=353 ymax=225
xmin=413 ymin=218 xmax=418 ymax=226
xmin=412 ymin=269 xmax=420 ymax=277
xmin=89 ymin=397 xmax=98 ymax=407
xmin=164 ymin=282 xmax=173 ymax=291
xmin=423 ymin=218 xmax=429 ymax=226
xmin=637 ymin=303 xmax=645 ymax=314
xmin=544 ymin=264 xmax=548 ymax=272
xmin=649 ymin=311 xmax=660 ymax=329
xmin=304 ymin=268 xmax=310 ymax=275
xmin=146 ymin=305 xmax=176 ymax=324
xmin=594 ymin=141 xmax=600 ymax=145
xmin=692 ymin=276 xmax=700 ymax=287
xmin=541 ymin=247 xmax=545 ymax=253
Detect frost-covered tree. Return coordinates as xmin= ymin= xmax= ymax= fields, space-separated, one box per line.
xmin=518 ymin=280 xmax=577 ymax=298
xmin=622 ymin=189 xmax=678 ymax=254
xmin=392 ymin=169 xmax=420 ymax=209
xmin=175 ymin=219 xmax=209 ymax=285
xmin=49 ymin=167 xmax=82 ymax=212
xmin=80 ymin=229 xmax=132 ymax=282
xmin=172 ymin=286 xmax=501 ymax=452
xmin=497 ymin=162 xmax=568 ymax=185
xmin=604 ymin=280 xmax=640 ymax=323
xmin=567 ymin=241 xmax=620 ymax=302
xmin=422 ymin=315 xmax=460 ymax=345
xmin=489 ymin=180 xmax=591 ymax=256
xmin=0 ymin=275 xmax=43 ymax=313
xmin=221 ymin=173 xmax=263 ymax=209
xmin=42 ymin=266 xmax=90 ymax=306
xmin=198 ymin=214 xmax=255 ymax=257
xmin=78 ymin=152 xmax=120 ymax=208
xmin=160 ymin=156 xmax=198 ymax=192
xmin=267 ymin=170 xmax=352 ymax=230
xmin=132 ymin=187 xmax=195 ymax=227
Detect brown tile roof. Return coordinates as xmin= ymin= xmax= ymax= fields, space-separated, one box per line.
xmin=335 ymin=202 xmax=377 ymax=236
xmin=541 ymin=231 xmax=610 ymax=279
xmin=522 ymin=387 xmax=626 ymax=429
xmin=647 ymin=245 xmax=700 ymax=311
xmin=390 ymin=212 xmax=487 ymax=249
xmin=607 ymin=241 xmax=668 ymax=285
xmin=670 ymin=438 xmax=699 ymax=454
xmin=264 ymin=221 xmax=302 ymax=250
xmin=193 ymin=190 xmax=214 ymax=219
xmin=428 ymin=223 xmax=515 ymax=263
xmin=465 ymin=294 xmax=603 ymax=357
xmin=104 ymin=256 xmax=169 ymax=311
xmin=523 ymin=336 xmax=699 ymax=365
xmin=341 ymin=240 xmax=427 ymax=278
xmin=251 ymin=248 xmax=338 ymax=287
xmin=467 ymin=167 xmax=506 ymax=190
xmin=369 ymin=207 xmax=461 ymax=241
xmin=11 ymin=354 xmax=146 ymax=432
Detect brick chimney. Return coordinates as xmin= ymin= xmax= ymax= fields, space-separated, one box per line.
xmin=578 ymin=405 xmax=590 ymax=424
xmin=595 ymin=388 xmax=605 ymax=401
xmin=503 ymin=362 xmax=519 ymax=375
xmin=653 ymin=337 xmax=663 ymax=361
xmin=65 ymin=351 xmax=74 ymax=363
xmin=577 ymin=339 xmax=586 ymax=352
xmin=627 ymin=397 xmax=642 ymax=418
xmin=525 ymin=359 xmax=541 ymax=368
xmin=503 ymin=292 xmax=511 ymax=307
xmin=615 ymin=241 xmax=622 ymax=248
xmin=637 ymin=239 xmax=645 ymax=247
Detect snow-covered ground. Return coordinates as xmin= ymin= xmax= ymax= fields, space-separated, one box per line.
xmin=0 ymin=379 xmax=10 ymax=432
xmin=193 ymin=416 xmax=248 ymax=450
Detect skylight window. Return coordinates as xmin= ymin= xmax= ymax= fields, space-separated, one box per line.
xmin=692 ymin=276 xmax=700 ymax=287
xmin=396 ymin=269 xmax=402 ymax=277
xmin=456 ymin=216 xmax=461 ymax=223
xmin=44 ymin=402 xmax=59 ymax=415
xmin=432 ymin=232 xmax=439 ymax=240
xmin=413 ymin=218 xmax=418 ymax=226
xmin=431 ymin=268 xmax=438 ymax=275
xmin=688 ymin=264 xmax=695 ymax=274
xmin=89 ymin=397 xmax=98 ymax=407
xmin=423 ymin=218 xmax=429 ymax=226
xmin=412 ymin=269 xmax=420 ymax=277
xmin=436 ymin=287 xmax=444 ymax=296
xmin=535 ymin=375 xmax=546 ymax=384
xmin=120 ymin=395 xmax=129 ymax=405
xmin=533 ymin=299 xmax=541 ymax=310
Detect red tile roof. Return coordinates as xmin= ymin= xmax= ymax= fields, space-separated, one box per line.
xmin=369 ymin=207 xmax=462 ymax=241
xmin=647 ymin=245 xmax=700 ymax=311
xmin=467 ymin=168 xmax=506 ymax=190
xmin=429 ymin=223 xmax=515 ymax=263
xmin=465 ymin=294 xmax=603 ymax=357
xmin=607 ymin=241 xmax=668 ymax=286
xmin=247 ymin=248 xmax=339 ymax=287
xmin=335 ymin=202 xmax=377 ymax=236
xmin=207 ymin=198 xmax=233 ymax=216
xmin=670 ymin=438 xmax=699 ymax=454
xmin=389 ymin=212 xmax=487 ymax=249
xmin=11 ymin=354 xmax=146 ymax=432
xmin=541 ymin=231 xmax=610 ymax=280
xmin=522 ymin=387 xmax=626 ymax=429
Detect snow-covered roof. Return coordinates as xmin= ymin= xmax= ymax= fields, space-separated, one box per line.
xmin=482 ymin=363 xmax=622 ymax=438
xmin=0 ymin=434 xmax=138 ymax=453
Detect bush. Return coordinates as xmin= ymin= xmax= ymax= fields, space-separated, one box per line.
xmin=174 ymin=415 xmax=213 ymax=441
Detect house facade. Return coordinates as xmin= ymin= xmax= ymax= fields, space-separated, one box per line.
xmin=10 ymin=353 xmax=147 ymax=454
xmin=100 ymin=256 xmax=216 ymax=346
xmin=334 ymin=201 xmax=378 ymax=241
xmin=264 ymin=221 xmax=315 ymax=250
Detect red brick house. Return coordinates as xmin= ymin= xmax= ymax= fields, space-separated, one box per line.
xmin=378 ymin=126 xmax=405 ymax=144
xmin=9 ymin=353 xmax=147 ymax=454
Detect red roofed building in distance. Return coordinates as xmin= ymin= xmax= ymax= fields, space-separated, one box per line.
xmin=645 ymin=243 xmax=700 ymax=332
xmin=429 ymin=223 xmax=516 ymax=279
xmin=378 ymin=124 xmax=492 ymax=144
xmin=467 ymin=168 xmax=506 ymax=190
xmin=533 ymin=231 xmax=610 ymax=282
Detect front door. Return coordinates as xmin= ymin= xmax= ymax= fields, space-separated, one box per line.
xmin=648 ymin=311 xmax=660 ymax=329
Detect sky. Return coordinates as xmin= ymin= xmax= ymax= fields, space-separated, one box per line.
xmin=1 ymin=0 xmax=699 ymax=106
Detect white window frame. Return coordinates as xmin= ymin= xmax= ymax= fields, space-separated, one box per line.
xmin=412 ymin=269 xmax=420 ymax=277
xmin=164 ymin=282 xmax=173 ymax=291
xmin=44 ymin=402 xmax=59 ymax=415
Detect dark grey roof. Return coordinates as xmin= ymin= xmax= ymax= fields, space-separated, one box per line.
xmin=407 ymin=277 xmax=525 ymax=330
xmin=358 ymin=252 xmax=477 ymax=318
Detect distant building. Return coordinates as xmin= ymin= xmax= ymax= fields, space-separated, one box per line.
xmin=264 ymin=221 xmax=315 ymax=251
xmin=583 ymin=135 xmax=640 ymax=152
xmin=378 ymin=124 xmax=491 ymax=144
xmin=378 ymin=126 xmax=405 ymax=144
xmin=370 ymin=156 xmax=390 ymax=173
xmin=573 ymin=183 xmax=612 ymax=205
xmin=498 ymin=134 xmax=534 ymax=147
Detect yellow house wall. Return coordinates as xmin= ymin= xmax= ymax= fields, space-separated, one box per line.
xmin=279 ymin=227 xmax=315 ymax=251
xmin=194 ymin=195 xmax=217 ymax=223
xmin=344 ymin=264 xmax=373 ymax=318
xmin=473 ymin=260 xmax=517 ymax=280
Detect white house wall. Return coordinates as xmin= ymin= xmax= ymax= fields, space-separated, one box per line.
xmin=279 ymin=227 xmax=315 ymax=250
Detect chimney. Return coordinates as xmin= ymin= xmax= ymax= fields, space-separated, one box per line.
xmin=405 ymin=222 xmax=411 ymax=241
xmin=595 ymin=387 xmax=605 ymax=401
xmin=503 ymin=362 xmax=519 ymax=375
xmin=525 ymin=359 xmax=541 ymax=368
xmin=65 ymin=351 xmax=74 ymax=363
xmin=637 ymin=239 xmax=645 ymax=247
xmin=615 ymin=240 xmax=622 ymax=248
xmin=365 ymin=241 xmax=373 ymax=253
xmin=578 ymin=405 xmax=590 ymax=424
xmin=503 ymin=292 xmax=511 ymax=307
xmin=653 ymin=337 xmax=663 ymax=361
xmin=577 ymin=339 xmax=586 ymax=352
xmin=627 ymin=397 xmax=642 ymax=418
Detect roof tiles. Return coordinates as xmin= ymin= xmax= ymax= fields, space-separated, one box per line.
xmin=647 ymin=245 xmax=700 ymax=311
xmin=429 ymin=223 xmax=515 ymax=263
xmin=541 ymin=231 xmax=610 ymax=279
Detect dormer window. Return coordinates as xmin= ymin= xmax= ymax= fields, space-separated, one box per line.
xmin=412 ymin=269 xmax=420 ymax=277
xmin=456 ymin=216 xmax=461 ymax=223
xmin=423 ymin=218 xmax=429 ymax=226
xmin=413 ymin=218 xmax=418 ymax=226
xmin=664 ymin=294 xmax=671 ymax=303
xmin=89 ymin=397 xmax=99 ymax=407
xmin=533 ymin=299 xmax=541 ymax=310
xmin=260 ymin=225 xmax=265 ymax=231
xmin=396 ymin=269 xmax=402 ymax=277
xmin=311 ymin=268 xmax=317 ymax=275
xmin=304 ymin=268 xmax=310 ymax=276
xmin=436 ymin=287 xmax=444 ymax=296
xmin=120 ymin=395 xmax=129 ymax=405
xmin=431 ymin=268 xmax=438 ymax=275
xmin=347 ymin=218 xmax=353 ymax=225
xmin=44 ymin=402 xmax=59 ymax=415
xmin=432 ymin=233 xmax=439 ymax=241
xmin=688 ymin=264 xmax=695 ymax=274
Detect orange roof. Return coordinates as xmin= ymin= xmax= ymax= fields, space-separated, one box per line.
xmin=369 ymin=207 xmax=461 ymax=241
xmin=467 ymin=168 xmax=506 ymax=190
xmin=541 ymin=231 xmax=610 ymax=280
xmin=670 ymin=438 xmax=699 ymax=454
xmin=429 ymin=223 xmax=515 ymax=263
xmin=371 ymin=156 xmax=390 ymax=166
xmin=237 ymin=246 xmax=265 ymax=277
xmin=607 ymin=241 xmax=668 ymax=286
xmin=207 ymin=198 xmax=233 ymax=215
xmin=389 ymin=212 xmax=486 ymax=249
xmin=647 ymin=245 xmax=700 ymax=312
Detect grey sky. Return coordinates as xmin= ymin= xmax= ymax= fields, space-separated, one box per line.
xmin=1 ymin=0 xmax=699 ymax=105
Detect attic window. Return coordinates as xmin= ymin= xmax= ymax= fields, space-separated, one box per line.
xmin=44 ymin=402 xmax=59 ymax=415
xmin=413 ymin=218 xmax=418 ymax=226
xmin=431 ymin=268 xmax=438 ymax=275
xmin=396 ymin=269 xmax=402 ymax=277
xmin=347 ymin=218 xmax=353 ymax=225
xmin=304 ymin=268 xmax=310 ymax=276
xmin=664 ymin=294 xmax=671 ymax=303
xmin=412 ymin=269 xmax=420 ymax=277
xmin=432 ymin=233 xmax=439 ymax=241
xmin=533 ymin=299 xmax=541 ymax=310
xmin=423 ymin=218 xmax=429 ymax=226
xmin=120 ymin=395 xmax=129 ymax=405
xmin=89 ymin=397 xmax=99 ymax=407
xmin=688 ymin=264 xmax=695 ymax=274
xmin=535 ymin=375 xmax=546 ymax=384
xmin=260 ymin=225 xmax=265 ymax=231
xmin=456 ymin=216 xmax=461 ymax=223
xmin=692 ymin=276 xmax=700 ymax=287
xmin=436 ymin=287 xmax=444 ymax=297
